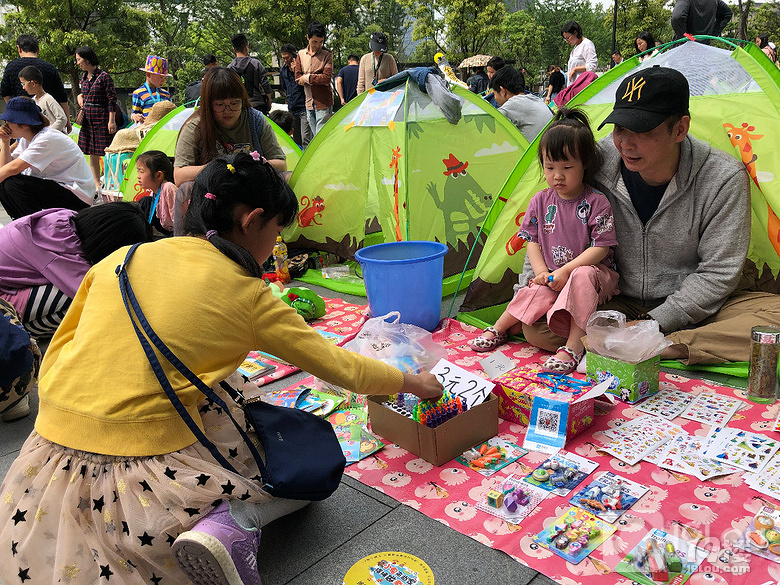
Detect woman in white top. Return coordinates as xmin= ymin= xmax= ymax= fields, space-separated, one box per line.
xmin=0 ymin=97 xmax=95 ymax=219
xmin=635 ymin=31 xmax=659 ymax=63
xmin=561 ymin=21 xmax=598 ymax=85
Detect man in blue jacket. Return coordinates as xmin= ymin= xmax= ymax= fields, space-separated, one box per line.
xmin=280 ymin=43 xmax=311 ymax=147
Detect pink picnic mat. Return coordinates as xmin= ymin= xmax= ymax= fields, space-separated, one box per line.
xmin=349 ymin=318 xmax=778 ymax=585
xmin=251 ymin=297 xmax=369 ymax=386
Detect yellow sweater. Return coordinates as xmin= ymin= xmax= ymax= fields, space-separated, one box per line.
xmin=36 ymin=237 xmax=404 ymax=456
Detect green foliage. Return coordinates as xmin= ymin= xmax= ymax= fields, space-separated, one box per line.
xmin=503 ymin=10 xmax=545 ymax=81
xmin=612 ymin=0 xmax=673 ymax=57
xmin=750 ymin=1 xmax=780 ymax=45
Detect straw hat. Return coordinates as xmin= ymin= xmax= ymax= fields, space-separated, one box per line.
xmin=104 ymin=128 xmax=140 ymax=153
xmin=141 ymin=101 xmax=177 ymax=128
xmin=140 ymin=55 xmax=172 ymax=77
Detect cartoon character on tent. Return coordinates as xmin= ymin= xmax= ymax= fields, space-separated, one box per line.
xmin=427 ymin=153 xmax=492 ymax=247
xmin=724 ymin=121 xmax=780 ymax=255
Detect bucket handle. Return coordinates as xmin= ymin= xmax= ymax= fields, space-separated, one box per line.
xmin=375 ymin=311 xmax=401 ymax=324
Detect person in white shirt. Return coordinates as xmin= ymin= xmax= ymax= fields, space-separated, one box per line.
xmin=0 ymin=96 xmax=95 ymax=219
xmin=562 ymin=21 xmax=598 ymax=85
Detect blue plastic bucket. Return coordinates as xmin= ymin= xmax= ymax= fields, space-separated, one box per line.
xmin=355 ymin=241 xmax=448 ymax=331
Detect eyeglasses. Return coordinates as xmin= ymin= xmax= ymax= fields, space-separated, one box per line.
xmin=212 ymin=99 xmax=243 ymax=113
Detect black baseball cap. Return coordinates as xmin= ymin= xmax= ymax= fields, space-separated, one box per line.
xmin=598 ymin=66 xmax=689 ymax=133
xmin=369 ymin=32 xmax=388 ymax=53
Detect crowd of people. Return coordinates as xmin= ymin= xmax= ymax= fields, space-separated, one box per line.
xmin=2 ymin=17 xmax=780 ymax=585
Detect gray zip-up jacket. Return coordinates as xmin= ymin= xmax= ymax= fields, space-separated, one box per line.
xmin=593 ymin=134 xmax=750 ymax=334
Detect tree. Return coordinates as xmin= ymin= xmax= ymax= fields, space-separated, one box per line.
xmin=611 ymin=0 xmax=672 ymax=58
xmin=0 ymin=0 xmax=149 ymax=102
xmin=502 ymin=10 xmax=545 ymax=81
xmin=399 ymin=0 xmax=505 ymax=64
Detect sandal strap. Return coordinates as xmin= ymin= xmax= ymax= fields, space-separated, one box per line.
xmin=555 ymin=346 xmax=582 ymax=363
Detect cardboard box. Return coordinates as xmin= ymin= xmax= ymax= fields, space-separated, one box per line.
xmin=585 ymin=350 xmax=661 ymax=403
xmin=367 ymin=394 xmax=499 ymax=466
xmin=493 ymin=366 xmax=599 ymax=441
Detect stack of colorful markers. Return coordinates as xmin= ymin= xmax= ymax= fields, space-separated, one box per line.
xmin=412 ymin=390 xmax=468 ymax=428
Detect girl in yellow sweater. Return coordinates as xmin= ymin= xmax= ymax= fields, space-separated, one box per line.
xmin=0 ymin=153 xmax=442 ymax=585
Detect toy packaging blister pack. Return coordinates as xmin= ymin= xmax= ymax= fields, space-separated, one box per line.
xmin=568 ymin=471 xmax=649 ymax=523
xmin=615 ymin=528 xmax=708 ymax=585
xmin=522 ymin=451 xmax=598 ymax=496
xmin=475 ymin=473 xmax=549 ymax=524
xmin=455 ymin=438 xmax=527 ymax=477
xmin=533 ymin=506 xmax=616 ymax=564
xmin=736 ymin=505 xmax=780 ymax=563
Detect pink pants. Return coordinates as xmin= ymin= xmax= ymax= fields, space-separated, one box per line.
xmin=506 ymin=265 xmax=620 ymax=338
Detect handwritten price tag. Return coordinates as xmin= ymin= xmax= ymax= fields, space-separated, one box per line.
xmin=478 ymin=350 xmax=516 ymax=380
xmin=430 ymin=359 xmax=495 ymax=409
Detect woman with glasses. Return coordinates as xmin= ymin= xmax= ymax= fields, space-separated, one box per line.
xmin=561 ymin=21 xmax=597 ymax=86
xmin=174 ymin=67 xmax=286 ymax=186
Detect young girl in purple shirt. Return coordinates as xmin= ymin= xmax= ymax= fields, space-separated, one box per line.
xmin=470 ymin=108 xmax=620 ymax=373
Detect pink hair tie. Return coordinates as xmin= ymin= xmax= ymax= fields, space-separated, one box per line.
xmin=250 ymin=151 xmax=268 ymax=164
xmin=204 ymin=192 xmax=216 ymax=200
xmin=206 ymin=230 xmax=218 ymax=239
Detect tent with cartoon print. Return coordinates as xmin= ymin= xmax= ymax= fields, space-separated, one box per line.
xmin=457 ymin=38 xmax=780 ymax=334
xmin=282 ymin=75 xmax=530 ymax=296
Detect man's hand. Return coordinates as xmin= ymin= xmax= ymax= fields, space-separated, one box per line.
xmin=401 ymin=373 xmax=444 ymax=401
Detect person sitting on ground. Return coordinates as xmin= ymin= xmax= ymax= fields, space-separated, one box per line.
xmin=757 ymin=34 xmax=777 ymax=62
xmin=0 ymin=201 xmax=153 ymax=338
xmin=269 ymin=109 xmax=295 ymax=138
xmin=489 ymin=66 xmax=553 ymax=142
xmin=135 ymin=150 xmax=176 ymax=234
xmin=131 ymin=54 xmax=173 ymax=123
xmin=356 ymin=32 xmax=399 ymax=94
xmin=0 ymin=152 xmax=443 ymax=585
xmin=611 ymin=50 xmax=623 ymax=67
xmin=0 ymin=298 xmax=41 ymax=423
xmin=0 ymin=97 xmax=95 ymax=219
xmin=19 ymin=65 xmax=66 ymax=133
xmin=470 ymin=108 xmax=618 ymax=374
xmin=525 ymin=66 xmax=774 ymax=365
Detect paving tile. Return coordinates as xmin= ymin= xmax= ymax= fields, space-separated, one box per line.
xmin=341 ymin=474 xmax=402 ymax=509
xmin=0 ymin=451 xmax=20 ymax=484
xmin=258 ymin=481 xmax=393 ymax=584
xmin=287 ymin=505 xmax=540 ymax=585
xmin=0 ymin=416 xmax=33 ymax=458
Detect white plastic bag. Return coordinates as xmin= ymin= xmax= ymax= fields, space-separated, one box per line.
xmin=586 ymin=310 xmax=671 ymax=363
xmin=343 ymin=312 xmax=447 ymax=374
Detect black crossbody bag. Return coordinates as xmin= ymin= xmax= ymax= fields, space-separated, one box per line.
xmin=116 ymin=243 xmax=346 ymax=500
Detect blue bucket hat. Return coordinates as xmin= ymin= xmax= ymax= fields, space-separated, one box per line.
xmin=0 ymin=97 xmax=44 ymax=126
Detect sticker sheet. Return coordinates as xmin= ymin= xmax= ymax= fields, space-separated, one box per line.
xmin=533 ymin=506 xmax=616 ymax=564
xmin=656 ymin=432 xmax=740 ymax=480
xmin=456 ymin=438 xmax=528 ymax=477
xmin=745 ymin=454 xmax=780 ymax=500
xmin=568 ymin=471 xmax=649 ymax=523
xmin=475 ymin=473 xmax=549 ymax=524
xmin=598 ymin=415 xmax=683 ymax=465
xmin=680 ymin=391 xmax=742 ymax=426
xmin=635 ymin=388 xmax=694 ymax=420
xmin=522 ymin=451 xmax=598 ymax=496
xmin=702 ymin=426 xmax=780 ymax=473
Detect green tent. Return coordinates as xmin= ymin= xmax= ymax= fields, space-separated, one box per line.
xmin=119 ymin=105 xmax=302 ymax=200
xmin=457 ymin=38 xmax=780 ymax=376
xmin=283 ymin=78 xmax=530 ymax=296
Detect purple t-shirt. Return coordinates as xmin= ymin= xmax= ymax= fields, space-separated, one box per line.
xmin=518 ymin=185 xmax=617 ymax=271
xmin=0 ymin=209 xmax=90 ymax=314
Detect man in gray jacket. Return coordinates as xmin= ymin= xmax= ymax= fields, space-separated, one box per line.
xmin=489 ymin=66 xmax=552 ymax=142
xmin=527 ymin=66 xmax=780 ymax=364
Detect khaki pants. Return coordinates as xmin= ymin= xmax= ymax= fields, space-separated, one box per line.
xmin=523 ymin=291 xmax=780 ymax=365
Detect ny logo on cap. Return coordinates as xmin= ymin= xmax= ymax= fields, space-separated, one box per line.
xmin=622 ymin=76 xmax=646 ymax=102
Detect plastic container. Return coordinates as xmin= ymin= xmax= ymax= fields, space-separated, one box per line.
xmin=747 ymin=325 xmax=780 ymax=404
xmin=355 ymin=241 xmax=448 ymax=331
xmin=273 ymin=236 xmax=291 ymax=285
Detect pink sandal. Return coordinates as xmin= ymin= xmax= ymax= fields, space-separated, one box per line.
xmin=469 ymin=326 xmax=508 ymax=352
xmin=541 ymin=346 xmax=585 ymax=374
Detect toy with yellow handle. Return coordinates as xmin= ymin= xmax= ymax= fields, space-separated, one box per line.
xmin=434 ymin=52 xmax=469 ymax=89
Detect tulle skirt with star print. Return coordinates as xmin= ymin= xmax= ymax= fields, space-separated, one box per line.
xmin=0 ymin=381 xmax=273 ymax=585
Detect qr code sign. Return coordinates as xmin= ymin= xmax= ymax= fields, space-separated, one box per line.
xmin=537 ymin=408 xmax=561 ymax=437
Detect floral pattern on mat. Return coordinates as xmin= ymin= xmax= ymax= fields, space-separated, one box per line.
xmin=351 ymin=318 xmax=777 ymax=585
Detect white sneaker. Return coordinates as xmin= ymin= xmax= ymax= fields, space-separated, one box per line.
xmin=2 ymin=395 xmax=30 ymax=422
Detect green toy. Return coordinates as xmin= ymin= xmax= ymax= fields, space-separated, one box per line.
xmin=282 ymin=287 xmax=327 ymax=321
